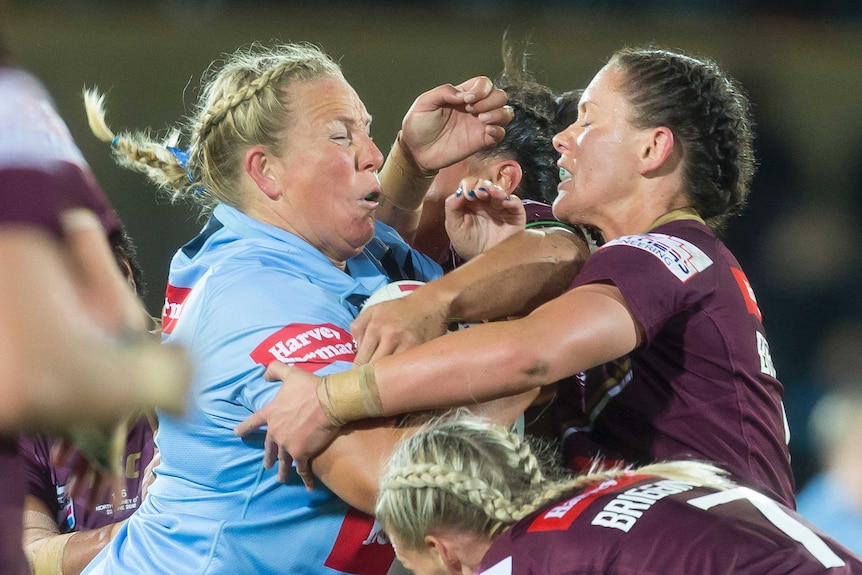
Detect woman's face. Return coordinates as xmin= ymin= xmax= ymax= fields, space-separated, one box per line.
xmin=268 ymin=75 xmax=384 ymax=265
xmin=551 ymin=64 xmax=644 ymax=229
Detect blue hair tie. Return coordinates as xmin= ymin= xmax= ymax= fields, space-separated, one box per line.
xmin=111 ymin=135 xmax=120 ymax=148
xmin=166 ymin=146 xmax=196 ymax=184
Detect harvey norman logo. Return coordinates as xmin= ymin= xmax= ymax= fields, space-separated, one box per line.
xmin=250 ymin=323 xmax=356 ymax=371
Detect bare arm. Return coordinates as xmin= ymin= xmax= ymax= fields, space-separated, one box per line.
xmin=236 ymin=283 xmax=636 ymax=488
xmin=256 ymin=362 xmax=540 ymax=505
xmin=22 ymin=496 xmax=123 ymax=575
xmin=0 ymin=222 xmax=190 ymax=432
xmin=352 ymin=227 xmax=589 ymax=364
xmin=376 ymin=283 xmax=642 ymax=411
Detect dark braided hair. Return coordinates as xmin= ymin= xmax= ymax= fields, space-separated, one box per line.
xmin=482 ymin=38 xmax=561 ymax=205
xmin=610 ymin=47 xmax=755 ymax=233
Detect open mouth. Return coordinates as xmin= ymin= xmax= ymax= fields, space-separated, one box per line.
xmin=558 ymin=166 xmax=573 ymax=183
xmin=363 ymin=190 xmax=381 ymax=203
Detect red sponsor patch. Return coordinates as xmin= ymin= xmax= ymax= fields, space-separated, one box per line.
xmin=527 ymin=475 xmax=646 ymax=532
xmin=162 ymin=284 xmax=192 ymax=335
xmin=731 ymin=267 xmax=762 ymax=322
xmin=324 ymin=507 xmax=395 ymax=575
xmin=249 ymin=323 xmax=355 ymax=372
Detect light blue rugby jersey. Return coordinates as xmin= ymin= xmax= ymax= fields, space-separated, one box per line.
xmin=83 ymin=203 xmax=442 ymax=575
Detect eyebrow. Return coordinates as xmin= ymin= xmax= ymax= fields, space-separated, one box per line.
xmin=334 ymin=114 xmax=373 ymax=130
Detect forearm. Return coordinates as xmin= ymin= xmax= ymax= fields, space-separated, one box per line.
xmin=62 ymin=522 xmax=124 ymax=574
xmin=415 ymin=227 xmax=588 ymax=324
xmin=314 ymin=392 xmax=538 ymax=514
xmin=0 ymin=230 xmax=188 ymax=431
xmin=23 ymin=500 xmax=122 ymax=575
xmin=376 ymin=133 xmax=437 ymax=243
xmin=312 ymin=417 xmax=413 ymax=513
xmin=327 ymin=286 xmax=639 ymax=422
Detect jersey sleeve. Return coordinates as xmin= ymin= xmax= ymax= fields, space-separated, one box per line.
xmin=17 ymin=434 xmax=59 ymax=517
xmin=571 ymin=232 xmax=716 ymax=345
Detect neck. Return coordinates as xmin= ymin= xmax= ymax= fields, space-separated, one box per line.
xmin=647 ymin=206 xmax=704 ymax=231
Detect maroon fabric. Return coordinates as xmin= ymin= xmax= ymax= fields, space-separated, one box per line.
xmin=0 ymin=437 xmax=29 ymax=575
xmin=19 ymin=418 xmax=155 ymax=533
xmin=0 ymin=66 xmax=119 ymax=236
xmin=479 ymin=475 xmax=862 ymax=575
xmin=555 ymin=219 xmax=795 ymax=507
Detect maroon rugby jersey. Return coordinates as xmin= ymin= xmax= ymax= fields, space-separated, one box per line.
xmin=19 ymin=418 xmax=155 ymax=533
xmin=0 ymin=64 xmax=122 ymax=574
xmin=478 ymin=474 xmax=862 ymax=575
xmin=554 ymin=219 xmax=795 ymax=507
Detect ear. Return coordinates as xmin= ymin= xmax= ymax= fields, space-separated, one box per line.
xmin=245 ymin=145 xmax=282 ymax=200
xmin=490 ymin=160 xmax=523 ymax=195
xmin=425 ymin=535 xmax=464 ymax=575
xmin=639 ymin=126 xmax=675 ymax=176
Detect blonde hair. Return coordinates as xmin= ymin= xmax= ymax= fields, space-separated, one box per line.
xmin=376 ymin=409 xmax=732 ymax=550
xmin=84 ymin=42 xmax=343 ymax=211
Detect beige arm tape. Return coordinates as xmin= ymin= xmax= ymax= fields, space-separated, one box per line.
xmin=22 ymin=509 xmax=72 ymax=575
xmin=318 ymin=364 xmax=383 ymax=426
xmin=378 ymin=133 xmax=437 ymax=212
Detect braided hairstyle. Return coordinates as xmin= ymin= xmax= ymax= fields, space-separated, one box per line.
xmin=84 ymin=42 xmax=343 ymax=212
xmin=376 ymin=409 xmax=733 ymax=551
xmin=610 ymin=47 xmax=755 ymax=233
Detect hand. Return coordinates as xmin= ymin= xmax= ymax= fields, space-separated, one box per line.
xmin=400 ymin=76 xmax=514 ymax=171
xmin=351 ymin=289 xmax=449 ymax=365
xmin=52 ymin=433 xmax=124 ymax=509
xmin=234 ymin=362 xmax=339 ymax=490
xmin=446 ymin=178 xmax=527 ymax=260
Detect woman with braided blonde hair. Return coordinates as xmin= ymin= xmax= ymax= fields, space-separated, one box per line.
xmin=77 ymin=41 xmax=581 ymax=574
xmin=376 ymin=410 xmax=862 ymax=575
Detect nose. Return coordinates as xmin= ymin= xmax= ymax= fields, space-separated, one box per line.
xmin=359 ymin=135 xmax=384 ymax=172
xmin=552 ymin=127 xmax=573 ymax=155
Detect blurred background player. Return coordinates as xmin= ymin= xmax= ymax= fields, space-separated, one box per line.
xmin=796 ymin=387 xmax=862 ymax=556
xmin=0 ymin=3 xmax=191 ymax=573
xmin=19 ymin=227 xmax=160 ymax=575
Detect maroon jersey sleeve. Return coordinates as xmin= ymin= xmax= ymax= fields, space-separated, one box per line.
xmin=0 ymin=66 xmax=120 ymax=237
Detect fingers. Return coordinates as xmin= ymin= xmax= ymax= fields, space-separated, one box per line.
xmin=263 ymin=433 xmax=279 ymax=469
xmin=276 ymin=447 xmax=293 ymax=483
xmin=234 ymin=411 xmax=267 ymax=437
xmin=295 ymin=458 xmax=315 ymax=491
xmin=263 ymin=361 xmax=293 ymax=382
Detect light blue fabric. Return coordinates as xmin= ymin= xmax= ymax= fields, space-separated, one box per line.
xmin=83 ymin=204 xmax=442 ymax=574
xmin=797 ymin=473 xmax=862 ymax=556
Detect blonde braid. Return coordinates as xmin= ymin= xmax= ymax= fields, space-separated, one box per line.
xmin=383 ymin=462 xmax=525 ymax=533
xmin=376 ymin=410 xmax=735 ymax=552
xmin=83 ymin=88 xmax=190 ymax=201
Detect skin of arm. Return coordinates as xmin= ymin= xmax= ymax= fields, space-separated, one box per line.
xmin=374 ymin=283 xmax=642 ymax=412
xmin=0 ymin=224 xmax=190 ymax=432
xmin=236 ymin=283 xmax=633 ymax=489
xmin=264 ymin=361 xmax=540 ymax=505
xmin=352 ymin=226 xmax=589 ymax=364
xmin=22 ymin=496 xmax=124 ymax=575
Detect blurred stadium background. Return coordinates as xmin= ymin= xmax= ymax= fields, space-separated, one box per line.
xmin=5 ymin=0 xmax=862 ymax=494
